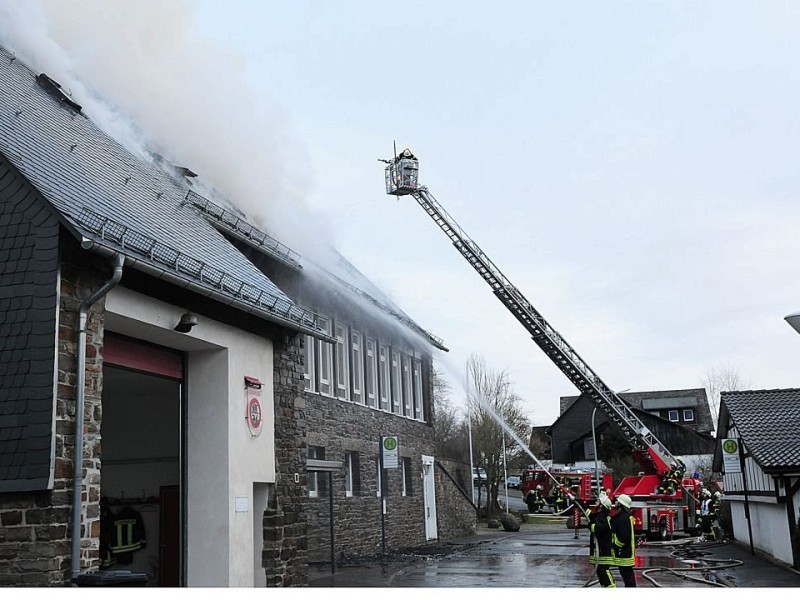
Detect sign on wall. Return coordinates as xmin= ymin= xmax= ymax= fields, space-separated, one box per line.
xmin=381 ymin=435 xmax=399 ymax=469
xmin=721 ymin=438 xmax=741 ymax=474
xmin=245 ymin=376 xmax=264 ymax=437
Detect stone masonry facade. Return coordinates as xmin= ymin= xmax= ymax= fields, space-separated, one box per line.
xmin=0 ymin=234 xmax=109 ymax=585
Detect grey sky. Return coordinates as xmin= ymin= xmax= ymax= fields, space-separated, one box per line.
xmin=3 ymin=1 xmax=799 ymax=425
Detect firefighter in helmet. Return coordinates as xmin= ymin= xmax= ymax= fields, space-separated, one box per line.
xmin=708 ymin=491 xmax=723 ymax=540
xmin=611 ymin=494 xmax=637 ymax=587
xmin=526 ymin=485 xmax=544 ymax=514
xmin=590 ymin=492 xmax=616 ymax=587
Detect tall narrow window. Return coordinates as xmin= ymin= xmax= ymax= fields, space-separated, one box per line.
xmin=344 ymin=451 xmax=360 ymax=497
xmin=308 ymin=446 xmax=326 ymax=498
xmin=412 ymin=358 xmax=423 ymax=420
xmin=365 ymin=338 xmax=378 ymax=408
xmin=391 ymin=349 xmax=402 ymax=414
xmin=317 ymin=316 xmax=333 ymax=397
xmin=402 ymin=354 xmax=413 ymax=417
xmin=335 ymin=322 xmax=350 ymax=401
xmin=303 ymin=334 xmax=316 ymax=392
xmin=378 ymin=344 xmax=390 ymax=411
xmin=350 ymin=329 xmax=364 ymax=404
xmin=401 ymin=457 xmax=413 ymax=496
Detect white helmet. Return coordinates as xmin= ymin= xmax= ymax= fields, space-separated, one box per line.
xmin=703 ymin=489 xmax=711 ymax=497
xmin=599 ymin=495 xmax=613 ymax=509
xmin=536 ymin=485 xmax=543 ymax=490
xmin=617 ymin=494 xmax=632 ymax=509
xmin=714 ymin=491 xmax=722 ymax=498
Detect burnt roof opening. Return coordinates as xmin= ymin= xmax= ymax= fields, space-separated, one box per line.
xmin=36 ymin=73 xmax=82 ymax=113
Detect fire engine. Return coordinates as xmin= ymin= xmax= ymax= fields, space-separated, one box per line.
xmin=519 ymin=467 xmax=613 ymax=513
xmin=383 ymin=150 xmax=704 ymax=540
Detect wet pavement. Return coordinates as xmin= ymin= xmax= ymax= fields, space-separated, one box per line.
xmin=309 ymin=521 xmax=800 ymax=588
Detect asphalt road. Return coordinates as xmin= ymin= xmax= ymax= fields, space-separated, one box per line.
xmin=309 ymin=521 xmax=800 ymax=588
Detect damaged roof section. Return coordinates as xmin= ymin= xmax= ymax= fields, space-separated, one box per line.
xmin=0 ymin=46 xmax=325 ymax=339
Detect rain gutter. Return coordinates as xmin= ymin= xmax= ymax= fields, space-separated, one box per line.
xmin=80 ymin=238 xmax=334 ymax=343
xmin=71 ymin=252 xmax=125 ymax=582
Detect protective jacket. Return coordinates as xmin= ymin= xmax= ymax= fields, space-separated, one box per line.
xmin=591 ymin=508 xmax=615 ymax=565
xmin=611 ymin=508 xmax=635 ymax=567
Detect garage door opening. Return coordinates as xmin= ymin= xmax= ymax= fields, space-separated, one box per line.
xmin=101 ymin=335 xmax=184 ymax=586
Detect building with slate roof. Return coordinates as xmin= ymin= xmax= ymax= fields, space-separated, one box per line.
xmin=550 ymin=389 xmax=715 ymax=468
xmin=713 ymin=388 xmax=800 ymax=568
xmin=0 ymin=45 xmax=471 ymax=587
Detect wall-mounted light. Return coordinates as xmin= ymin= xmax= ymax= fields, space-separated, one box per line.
xmin=785 ymin=313 xmax=800 ymax=336
xmin=174 ymin=311 xmax=198 ymax=333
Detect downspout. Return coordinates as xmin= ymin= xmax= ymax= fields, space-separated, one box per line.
xmin=70 ymin=252 xmax=124 ymax=582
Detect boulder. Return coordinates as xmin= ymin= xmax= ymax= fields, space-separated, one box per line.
xmin=500 ymin=512 xmax=521 ymax=531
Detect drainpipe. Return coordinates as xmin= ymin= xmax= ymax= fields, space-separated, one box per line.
xmin=70 ymin=252 xmax=124 ymax=582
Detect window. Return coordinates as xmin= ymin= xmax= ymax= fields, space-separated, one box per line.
xmin=317 ymin=316 xmax=333 ymax=396
xmin=412 ymin=358 xmax=423 ymax=420
xmin=335 ymin=323 xmax=350 ymax=400
xmin=683 ymin=408 xmax=695 ymax=422
xmin=402 ymin=354 xmax=413 ymax=417
xmin=303 ymin=334 xmax=316 ymax=392
xmin=365 ymin=338 xmax=378 ymax=408
xmin=378 ymin=344 xmax=390 ymax=411
xmin=344 ymin=451 xmax=360 ymax=497
xmin=391 ymin=349 xmax=402 ymax=414
xmin=350 ymin=329 xmax=364 ymax=404
xmin=308 ymin=446 xmax=326 ymax=498
xmin=401 ymin=457 xmax=413 ymax=496
xmin=667 ymin=409 xmax=679 ymax=422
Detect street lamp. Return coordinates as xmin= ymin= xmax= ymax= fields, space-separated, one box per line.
xmin=785 ymin=312 xmax=800 ymax=335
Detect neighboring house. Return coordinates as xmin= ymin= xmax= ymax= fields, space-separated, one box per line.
xmin=714 ymin=389 xmax=800 ymax=569
xmin=0 ymin=46 xmax=473 ymax=587
xmin=551 ymin=389 xmax=715 ymax=466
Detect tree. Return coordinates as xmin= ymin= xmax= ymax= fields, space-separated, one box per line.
xmin=702 ymin=364 xmax=749 ymax=433
xmin=464 ymin=354 xmax=532 ymax=519
xmin=432 ymin=363 xmax=468 ymax=461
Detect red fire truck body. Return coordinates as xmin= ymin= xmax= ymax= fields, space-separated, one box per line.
xmin=520 ymin=468 xmax=612 ymax=509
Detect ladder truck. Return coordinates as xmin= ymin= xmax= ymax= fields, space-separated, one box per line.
xmin=382 ymin=149 xmax=702 ymax=540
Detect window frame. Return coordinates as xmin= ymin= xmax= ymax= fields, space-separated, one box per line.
xmin=391 ymin=349 xmax=402 ymax=414
xmin=350 ymin=328 xmax=364 ymax=404
xmin=303 ymin=334 xmax=316 ymax=393
xmin=412 ymin=358 xmax=423 ymax=421
xmin=335 ymin=322 xmax=350 ymax=401
xmin=378 ymin=344 xmax=390 ymax=411
xmin=683 ymin=408 xmax=695 ymax=422
xmin=317 ymin=316 xmax=334 ymax=397
xmin=667 ymin=409 xmax=680 ymax=422
xmin=365 ymin=337 xmax=378 ymax=408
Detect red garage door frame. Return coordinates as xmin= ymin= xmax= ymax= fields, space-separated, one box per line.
xmin=104 ymin=332 xmax=184 ymax=381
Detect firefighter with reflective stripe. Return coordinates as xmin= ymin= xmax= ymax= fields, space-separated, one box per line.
xmin=611 ymin=494 xmax=637 ymax=587
xmin=708 ymin=491 xmax=723 ymax=540
xmin=699 ymin=489 xmax=712 ymax=538
xmin=526 ymin=485 xmax=544 ymax=513
xmin=554 ymin=486 xmax=567 ymax=514
xmin=591 ymin=493 xmax=616 ymax=587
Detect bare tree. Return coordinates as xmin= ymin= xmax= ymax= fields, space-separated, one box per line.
xmin=432 ymin=362 xmax=467 ymax=460
xmin=702 ymin=364 xmax=749 ymax=432
xmin=464 ymin=354 xmax=531 ymax=519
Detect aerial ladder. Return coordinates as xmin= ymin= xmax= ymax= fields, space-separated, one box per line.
xmin=383 ymin=150 xmax=702 ymax=538
xmin=383 ymin=149 xmax=675 ymax=475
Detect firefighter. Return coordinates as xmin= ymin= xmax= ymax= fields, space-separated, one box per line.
xmin=699 ymin=489 xmax=712 ymax=538
xmin=526 ymin=485 xmax=544 ymax=513
xmin=554 ymin=486 xmax=567 ymax=514
xmin=591 ymin=493 xmax=616 ymax=587
xmin=708 ymin=491 xmax=723 ymax=540
xmin=611 ymin=494 xmax=637 ymax=587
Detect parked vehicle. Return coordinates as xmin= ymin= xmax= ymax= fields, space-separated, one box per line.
xmin=505 ymin=476 xmax=521 ymax=489
xmin=473 ymin=467 xmax=488 ymax=487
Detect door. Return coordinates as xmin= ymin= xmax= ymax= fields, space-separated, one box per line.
xmin=421 ymin=455 xmax=438 ymax=541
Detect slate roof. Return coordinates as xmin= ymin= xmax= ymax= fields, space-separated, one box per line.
xmin=0 ymin=46 xmax=322 ymax=336
xmin=719 ymin=388 xmax=800 ymax=471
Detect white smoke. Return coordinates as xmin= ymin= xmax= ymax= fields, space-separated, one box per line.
xmin=0 ymin=0 xmax=318 ymax=245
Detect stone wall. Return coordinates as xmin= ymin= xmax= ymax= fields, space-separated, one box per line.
xmin=0 ymin=234 xmax=109 ymax=585
xmin=305 ymin=391 xmax=436 ymax=562
xmin=434 ymin=458 xmax=477 ymax=541
xmin=264 ymin=333 xmax=308 ymax=586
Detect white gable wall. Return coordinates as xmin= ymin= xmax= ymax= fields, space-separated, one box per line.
xmin=105 ymin=287 xmax=276 ymax=587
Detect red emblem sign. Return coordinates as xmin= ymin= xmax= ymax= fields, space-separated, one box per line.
xmin=244 ymin=376 xmax=264 ymax=437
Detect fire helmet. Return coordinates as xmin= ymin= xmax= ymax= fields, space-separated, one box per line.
xmin=617 ymin=494 xmax=632 ymax=509
xmin=714 ymin=491 xmax=722 ymax=498
xmin=600 ymin=494 xmax=613 ymax=509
